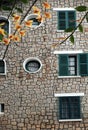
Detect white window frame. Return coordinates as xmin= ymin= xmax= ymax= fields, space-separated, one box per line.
xmin=23 ymin=57 xmax=42 ymax=74
xmin=54 ymin=93 xmax=84 ymax=122
xmin=25 ymin=14 xmax=44 ymax=29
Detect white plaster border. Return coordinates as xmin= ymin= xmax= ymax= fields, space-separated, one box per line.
xmin=53 ymin=8 xmax=76 ymax=11
xmin=54 ymin=93 xmax=84 ymax=97
xmin=54 ymin=50 xmax=83 ymax=54
xmin=23 ymin=57 xmax=42 ymax=74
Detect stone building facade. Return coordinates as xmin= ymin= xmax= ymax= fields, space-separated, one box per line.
xmin=0 ymin=0 xmax=88 ymax=129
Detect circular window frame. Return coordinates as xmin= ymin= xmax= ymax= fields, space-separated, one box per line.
xmin=25 ymin=14 xmax=43 ymax=29
xmin=23 ymin=57 xmax=42 ymax=74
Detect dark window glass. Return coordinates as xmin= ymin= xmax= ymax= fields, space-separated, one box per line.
xmin=59 ymin=97 xmax=80 ymax=119
xmin=25 ymin=60 xmax=41 ymax=73
xmin=0 ymin=104 xmax=4 ymax=112
xmin=0 ymin=18 xmax=9 ymax=34
xmin=0 ymin=60 xmax=5 ymax=73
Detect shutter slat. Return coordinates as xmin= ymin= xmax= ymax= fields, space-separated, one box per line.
xmin=58 ymin=11 xmax=66 ymax=30
xmin=78 ymin=54 xmax=88 ymax=76
xmin=59 ymin=54 xmax=68 ymax=76
xmin=68 ymin=11 xmax=76 ymax=29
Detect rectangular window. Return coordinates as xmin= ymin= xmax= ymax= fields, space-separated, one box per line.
xmin=0 ymin=104 xmax=4 ymax=113
xmin=57 ymin=10 xmax=76 ymax=30
xmin=59 ymin=53 xmax=88 ymax=77
xmin=59 ymin=97 xmax=81 ymax=120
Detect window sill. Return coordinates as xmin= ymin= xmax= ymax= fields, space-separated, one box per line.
xmin=0 ymin=73 xmax=6 ymax=76
xmin=58 ymin=76 xmax=81 ymax=78
xmin=0 ymin=112 xmax=4 ymax=115
xmin=56 ymin=29 xmax=79 ymax=33
xmin=59 ymin=119 xmax=82 ymax=122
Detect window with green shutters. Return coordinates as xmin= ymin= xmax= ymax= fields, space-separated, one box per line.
xmin=57 ymin=10 xmax=76 ymax=30
xmin=59 ymin=53 xmax=88 ymax=76
xmin=59 ymin=97 xmax=81 ymax=120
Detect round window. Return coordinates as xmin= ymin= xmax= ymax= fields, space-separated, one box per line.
xmin=23 ymin=58 xmax=42 ymax=73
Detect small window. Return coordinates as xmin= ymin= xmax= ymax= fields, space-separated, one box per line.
xmin=0 ymin=60 xmax=6 ymax=75
xmin=23 ymin=58 xmax=42 ymax=73
xmin=57 ymin=10 xmax=76 ymax=30
xmin=0 ymin=17 xmax=9 ymax=34
xmin=59 ymin=96 xmax=81 ymax=120
xmin=25 ymin=14 xmax=43 ymax=28
xmin=59 ymin=53 xmax=88 ymax=77
xmin=0 ymin=104 xmax=4 ymax=113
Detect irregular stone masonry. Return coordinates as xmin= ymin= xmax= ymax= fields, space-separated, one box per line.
xmin=0 ymin=0 xmax=88 ymax=129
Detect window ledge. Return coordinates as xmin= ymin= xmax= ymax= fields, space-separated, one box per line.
xmin=58 ymin=76 xmax=81 ymax=78
xmin=59 ymin=119 xmax=82 ymax=122
xmin=56 ymin=29 xmax=79 ymax=33
xmin=0 ymin=73 xmax=6 ymax=75
xmin=0 ymin=112 xmax=4 ymax=115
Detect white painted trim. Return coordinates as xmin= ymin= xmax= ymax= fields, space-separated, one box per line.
xmin=54 ymin=93 xmax=84 ymax=97
xmin=23 ymin=57 xmax=42 ymax=74
xmin=59 ymin=119 xmax=82 ymax=122
xmin=0 ymin=59 xmax=6 ymax=75
xmin=0 ymin=112 xmax=4 ymax=115
xmin=54 ymin=50 xmax=83 ymax=54
xmin=58 ymin=76 xmax=81 ymax=78
xmin=53 ymin=8 xmax=75 ymax=11
xmin=25 ymin=14 xmax=44 ymax=29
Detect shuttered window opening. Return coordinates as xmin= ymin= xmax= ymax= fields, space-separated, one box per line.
xmin=59 ymin=97 xmax=81 ymax=120
xmin=57 ymin=11 xmax=76 ymax=30
xmin=59 ymin=53 xmax=88 ymax=76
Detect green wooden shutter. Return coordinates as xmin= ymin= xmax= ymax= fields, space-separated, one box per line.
xmin=70 ymin=97 xmax=80 ymax=119
xmin=68 ymin=11 xmax=76 ymax=29
xmin=78 ymin=53 xmax=88 ymax=76
xmin=59 ymin=54 xmax=68 ymax=76
xmin=58 ymin=11 xmax=66 ymax=30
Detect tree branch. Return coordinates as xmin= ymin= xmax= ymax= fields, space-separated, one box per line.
xmin=8 ymin=0 xmax=17 ymax=19
xmin=2 ymin=0 xmax=38 ymax=59
xmin=20 ymin=0 xmax=38 ymax=23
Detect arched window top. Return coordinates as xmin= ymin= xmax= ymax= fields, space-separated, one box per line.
xmin=25 ymin=14 xmax=43 ymax=29
xmin=0 ymin=16 xmax=10 ymax=34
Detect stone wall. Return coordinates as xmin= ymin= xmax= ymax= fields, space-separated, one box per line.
xmin=0 ymin=0 xmax=88 ymax=129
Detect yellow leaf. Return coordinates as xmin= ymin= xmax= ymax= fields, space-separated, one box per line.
xmin=42 ymin=2 xmax=51 ymax=9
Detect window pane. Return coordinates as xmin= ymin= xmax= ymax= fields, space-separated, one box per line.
xmin=68 ymin=56 xmax=77 ymax=76
xmin=0 ymin=60 xmax=5 ymax=73
xmin=59 ymin=97 xmax=80 ymax=119
xmin=68 ymin=11 xmax=76 ymax=28
xmin=30 ymin=18 xmax=41 ymax=26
